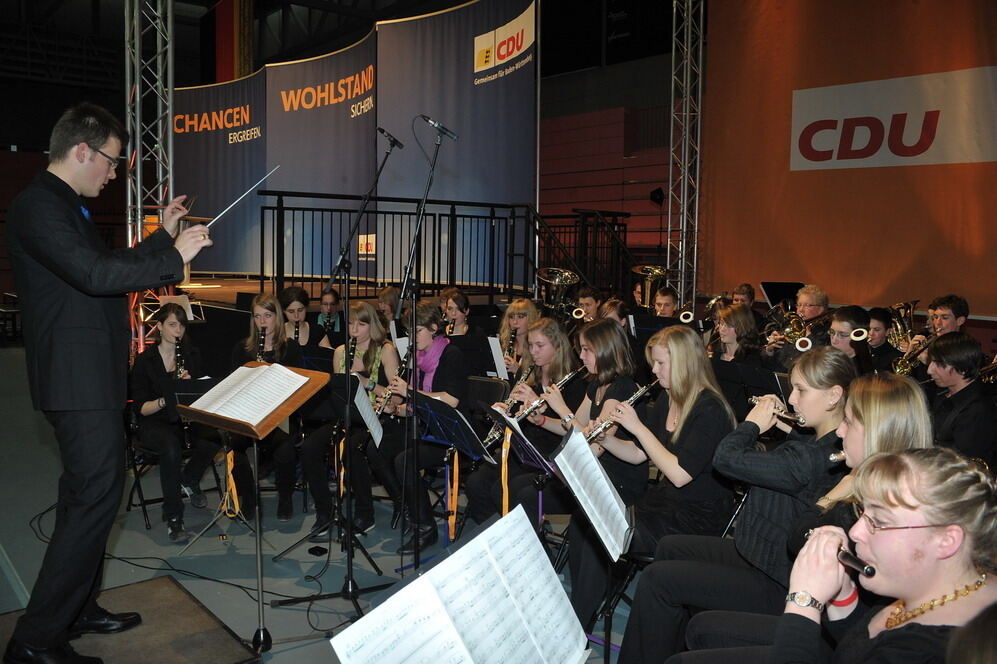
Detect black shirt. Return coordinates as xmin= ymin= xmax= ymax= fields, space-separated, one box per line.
xmin=513 ymin=371 xmax=587 ymax=458
xmin=931 ymin=380 xmax=997 ymax=469
xmin=230 ymin=338 xmax=303 ymax=371
xmin=130 ymin=342 xmax=204 ymax=424
xmin=588 ymin=377 xmax=650 ymax=506
xmin=869 ymin=341 xmax=903 ymax=373
xmin=422 ymin=342 xmax=469 ymax=407
xmin=641 ymin=391 xmax=734 ymax=506
xmin=446 ymin=324 xmax=493 ymax=377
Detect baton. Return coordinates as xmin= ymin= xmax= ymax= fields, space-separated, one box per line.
xmin=205 ymin=165 xmax=281 ymax=228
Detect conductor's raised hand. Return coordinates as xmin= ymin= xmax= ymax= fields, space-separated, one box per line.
xmin=161 ymin=195 xmax=190 ymax=236
xmin=173 ymin=224 xmax=212 ymax=264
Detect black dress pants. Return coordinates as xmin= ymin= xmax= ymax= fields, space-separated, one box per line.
xmin=464 ymin=461 xmax=576 ymax=529
xmin=394 ymin=441 xmax=448 ymax=525
xmin=13 ymin=410 xmax=125 ymax=648
xmin=137 ymin=419 xmax=219 ymax=521
xmin=660 ymin=611 xmax=780 ymax=664
xmin=616 ymin=535 xmax=787 ymax=664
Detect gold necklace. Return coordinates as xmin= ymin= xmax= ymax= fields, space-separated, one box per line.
xmin=885 ymin=572 xmax=987 ymax=629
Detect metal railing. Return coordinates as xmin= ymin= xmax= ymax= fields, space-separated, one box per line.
xmin=257 ymin=190 xmax=538 ymax=304
xmin=534 ymin=208 xmax=635 ymax=294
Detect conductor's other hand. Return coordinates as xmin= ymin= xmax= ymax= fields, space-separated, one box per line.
xmin=174 ymin=224 xmax=212 ymax=264
xmin=162 ymin=195 xmax=190 ymax=236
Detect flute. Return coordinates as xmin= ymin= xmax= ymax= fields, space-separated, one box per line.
xmin=482 ymin=366 xmax=581 ymax=449
xmin=585 ymin=381 xmax=656 ymax=442
xmin=748 ymin=395 xmax=807 ymax=426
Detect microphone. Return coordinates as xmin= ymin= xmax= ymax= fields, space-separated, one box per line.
xmin=419 ymin=115 xmax=458 ymax=141
xmin=377 ymin=126 xmax=404 ymax=149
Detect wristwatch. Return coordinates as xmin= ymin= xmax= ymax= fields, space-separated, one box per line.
xmin=785 ymin=591 xmax=825 ymax=612
xmin=560 ymin=413 xmax=575 ymax=429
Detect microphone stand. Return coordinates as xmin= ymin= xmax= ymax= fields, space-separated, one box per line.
xmin=268 ymin=136 xmax=400 ymax=624
xmin=396 ymin=129 xmax=447 ymax=571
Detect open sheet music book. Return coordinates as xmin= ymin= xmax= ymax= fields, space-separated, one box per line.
xmin=553 ymin=429 xmax=634 ymax=561
xmin=330 ymin=506 xmax=589 ymax=664
xmin=189 ymin=363 xmax=308 ymax=427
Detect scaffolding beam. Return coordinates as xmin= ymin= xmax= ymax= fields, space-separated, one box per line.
xmin=665 ymin=0 xmax=704 ymax=306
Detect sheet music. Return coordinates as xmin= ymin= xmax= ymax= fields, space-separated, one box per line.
xmin=554 ymin=429 xmax=631 ymax=561
xmin=431 ymin=539 xmax=542 ymax=663
xmin=487 ymin=336 xmax=509 ymax=380
xmin=478 ymin=508 xmax=589 ymax=663
xmin=330 ymin=580 xmax=473 ymax=664
xmin=395 ymin=336 xmax=409 ymax=360
xmin=352 ymin=375 xmax=383 ymax=446
xmin=627 ymin=314 xmax=636 ymax=336
xmin=189 ymin=364 xmax=307 ymax=426
xmin=330 ymin=506 xmax=587 ymax=664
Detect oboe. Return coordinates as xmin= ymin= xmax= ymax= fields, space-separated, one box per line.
xmin=174 ymin=338 xmax=185 ymax=379
xmin=255 ymin=330 xmax=266 ymax=361
xmin=375 ymin=344 xmax=410 ymax=416
xmin=482 ymin=366 xmax=583 ymax=449
xmin=506 ymin=329 xmax=518 ymax=359
xmin=585 ymin=381 xmax=656 ymax=442
xmin=748 ymin=395 xmax=807 ymax=426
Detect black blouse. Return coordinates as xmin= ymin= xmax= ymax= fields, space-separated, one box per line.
xmin=230 ymin=338 xmax=303 ymax=372
xmin=588 ymin=377 xmax=650 ymax=506
xmin=130 ymin=342 xmax=204 ymax=424
xmin=446 ymin=324 xmax=493 ymax=376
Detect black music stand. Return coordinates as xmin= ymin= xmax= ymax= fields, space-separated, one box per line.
xmin=413 ymin=398 xmax=491 ymax=545
xmin=759 ymin=281 xmax=805 ymax=310
xmin=487 ymin=407 xmax=563 ymax=534
xmin=271 ymin=374 xmax=391 ymax=600
xmin=631 ymin=313 xmax=681 ymax=350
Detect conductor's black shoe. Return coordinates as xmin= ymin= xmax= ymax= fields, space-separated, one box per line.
xmin=167 ymin=518 xmax=189 ymax=544
xmin=180 ymin=482 xmax=207 ymax=509
xmin=353 ymin=514 xmax=375 ymax=534
xmin=308 ymin=513 xmax=334 ymax=541
xmin=276 ymin=495 xmax=293 ymax=522
xmin=67 ymin=606 xmax=142 ymax=639
xmin=396 ymin=522 xmax=438 ymax=554
xmin=3 ymin=639 xmax=102 ymax=664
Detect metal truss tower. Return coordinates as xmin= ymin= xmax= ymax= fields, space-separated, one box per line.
xmin=124 ymin=0 xmax=176 ymax=354
xmin=665 ymin=0 xmax=704 ymax=306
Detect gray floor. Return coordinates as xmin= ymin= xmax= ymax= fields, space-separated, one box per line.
xmin=0 ymin=347 xmax=627 ymax=662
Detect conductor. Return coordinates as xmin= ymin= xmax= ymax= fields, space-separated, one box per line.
xmin=3 ymin=103 xmax=212 ymax=664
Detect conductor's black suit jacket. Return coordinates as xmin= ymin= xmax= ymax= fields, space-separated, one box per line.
xmin=7 ymin=170 xmax=184 ymax=411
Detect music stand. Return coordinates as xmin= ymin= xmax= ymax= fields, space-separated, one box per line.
xmin=759 ymin=281 xmax=805 ymax=310
xmin=414 ymin=397 xmax=491 ymax=544
xmin=271 ymin=374 xmax=392 ymax=605
xmin=177 ymin=362 xmax=328 ymax=653
xmin=631 ymin=313 xmax=681 ymax=350
xmin=487 ymin=407 xmax=563 ymax=533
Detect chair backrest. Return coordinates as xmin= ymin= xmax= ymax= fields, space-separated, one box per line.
xmin=466 ymin=375 xmax=510 ymax=414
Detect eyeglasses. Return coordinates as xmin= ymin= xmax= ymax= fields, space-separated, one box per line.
xmin=92 ymin=146 xmax=123 ymax=169
xmin=852 ymin=504 xmax=946 ymax=534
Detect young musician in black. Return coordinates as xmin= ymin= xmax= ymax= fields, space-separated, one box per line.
xmin=568 ymin=325 xmax=737 ymax=627
xmin=278 ymin=285 xmax=330 ymax=351
xmin=713 ymin=303 xmax=763 ymax=365
xmin=463 ymin=317 xmax=586 ymax=528
xmin=764 ymin=284 xmax=832 ymax=370
xmin=442 ymin=288 xmax=492 ymax=376
xmin=829 ymin=305 xmax=873 ymax=374
xmin=229 ymin=293 xmax=303 ymax=521
xmin=381 ymin=302 xmax=469 ymax=553
xmin=130 ymin=303 xmax=221 ymax=543
xmin=866 ymin=307 xmax=903 ymax=373
xmin=317 ymin=286 xmax=346 ymax=348
xmin=925 ymin=331 xmax=997 ymax=469
xmin=302 ymin=301 xmax=400 ymax=537
xmin=498 ymin=297 xmax=540 ymax=376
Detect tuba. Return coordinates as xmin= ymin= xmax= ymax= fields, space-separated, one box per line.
xmin=886 ymin=300 xmax=919 ymax=350
xmin=536 ymin=267 xmax=581 ymax=321
xmin=631 ymin=265 xmax=668 ymax=309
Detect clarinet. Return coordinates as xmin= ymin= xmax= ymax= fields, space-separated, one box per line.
xmin=506 ymin=329 xmax=518 ymax=359
xmin=255 ymin=330 xmax=266 ymax=362
xmin=482 ymin=366 xmax=582 ymax=449
xmin=584 ymin=381 xmax=656 ymax=442
xmin=293 ymin=320 xmax=300 ymax=343
xmin=375 ymin=344 xmax=411 ymax=416
xmin=445 ymin=319 xmax=456 ymax=335
xmin=174 ymin=337 xmax=186 ymax=379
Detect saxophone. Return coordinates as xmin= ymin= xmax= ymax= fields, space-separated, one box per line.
xmin=584 ymin=381 xmax=656 ymax=442
xmin=482 ymin=366 xmax=582 ymax=449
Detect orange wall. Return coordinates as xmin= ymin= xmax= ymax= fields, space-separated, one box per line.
xmin=699 ymin=0 xmax=997 ymax=317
